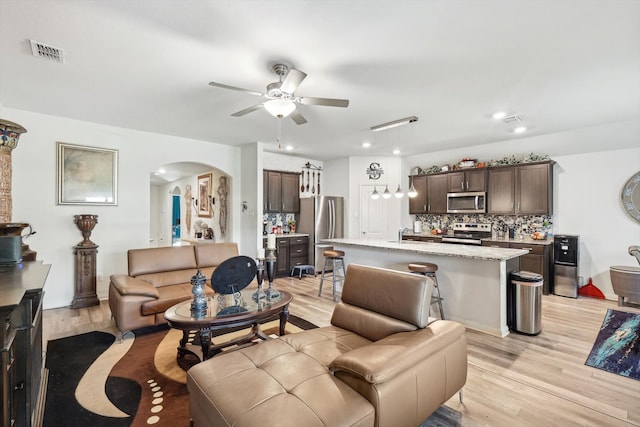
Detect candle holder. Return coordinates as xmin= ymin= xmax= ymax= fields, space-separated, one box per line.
xmin=190 ymin=269 xmax=208 ymax=318
xmin=252 ymin=257 xmax=267 ymax=301
xmin=265 ymin=247 xmax=281 ymax=299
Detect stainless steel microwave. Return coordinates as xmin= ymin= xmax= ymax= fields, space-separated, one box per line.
xmin=446 ymin=192 xmax=486 ymax=213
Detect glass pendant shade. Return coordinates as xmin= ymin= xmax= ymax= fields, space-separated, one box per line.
xmin=407 ymin=178 xmax=418 ymax=198
xmin=371 ymin=187 xmax=380 ymax=200
xmin=264 ymin=99 xmax=296 ymax=118
xmin=395 ymin=184 xmax=404 ymax=198
xmin=382 ymin=185 xmax=391 ymax=199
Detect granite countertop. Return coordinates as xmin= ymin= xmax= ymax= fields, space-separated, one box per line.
xmin=403 ymin=232 xmax=553 ymax=246
xmin=321 ymin=238 xmax=528 ymax=261
xmin=262 ymin=233 xmax=310 ymax=238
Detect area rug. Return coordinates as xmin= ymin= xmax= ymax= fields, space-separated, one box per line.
xmin=43 ymin=316 xmax=317 ymax=427
xmin=585 ymin=308 xmax=640 ymax=381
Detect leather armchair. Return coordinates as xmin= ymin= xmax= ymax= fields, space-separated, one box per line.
xmin=187 ymin=264 xmax=467 ymax=427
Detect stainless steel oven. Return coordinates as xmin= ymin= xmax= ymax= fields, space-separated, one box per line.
xmin=446 ymin=191 xmax=486 ymax=214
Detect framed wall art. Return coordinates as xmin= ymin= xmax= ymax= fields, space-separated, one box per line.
xmin=197 ymin=173 xmax=213 ymax=217
xmin=57 ymin=142 xmax=118 ymax=205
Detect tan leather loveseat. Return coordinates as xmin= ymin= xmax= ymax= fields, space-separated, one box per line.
xmin=187 ymin=264 xmax=467 ymax=427
xmin=109 ymin=242 xmax=238 ymax=335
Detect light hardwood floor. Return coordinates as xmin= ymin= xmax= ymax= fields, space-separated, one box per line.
xmin=43 ymin=275 xmax=640 ymax=426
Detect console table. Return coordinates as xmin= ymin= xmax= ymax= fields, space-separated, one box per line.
xmin=0 ymin=261 xmax=50 ymax=427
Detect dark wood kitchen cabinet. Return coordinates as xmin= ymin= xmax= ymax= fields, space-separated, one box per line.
xmin=487 ymin=161 xmax=553 ymax=215
xmin=264 ymin=170 xmax=300 ymax=213
xmin=408 ymin=174 xmax=447 ymax=214
xmin=448 ymin=169 xmax=486 ymax=192
xmin=510 ymin=242 xmax=553 ymax=295
xmin=1 ymin=262 xmax=50 ymax=427
xmin=263 ymin=236 xmax=309 ymax=277
xmin=409 ymin=175 xmax=428 ymax=214
xmin=427 ymin=174 xmax=448 ymax=213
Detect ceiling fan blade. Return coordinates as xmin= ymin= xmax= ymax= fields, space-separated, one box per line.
xmin=209 ymin=81 xmax=264 ymax=97
xmin=280 ymin=69 xmax=307 ymax=93
xmin=231 ymin=104 xmax=264 ymax=117
xmin=298 ymin=96 xmax=349 ymax=108
xmin=289 ymin=110 xmax=308 ymax=125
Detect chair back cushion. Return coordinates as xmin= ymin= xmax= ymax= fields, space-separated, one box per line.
xmin=331 ymin=264 xmax=432 ymax=341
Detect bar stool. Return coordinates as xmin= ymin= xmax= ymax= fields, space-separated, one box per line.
xmin=319 ymin=250 xmax=346 ymax=301
xmin=408 ymin=262 xmax=445 ymax=319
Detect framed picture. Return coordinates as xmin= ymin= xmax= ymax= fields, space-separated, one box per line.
xmin=197 ymin=173 xmax=213 ymax=217
xmin=57 ymin=142 xmax=118 ymax=205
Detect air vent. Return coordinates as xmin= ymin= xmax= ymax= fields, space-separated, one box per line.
xmin=29 ymin=40 xmax=64 ymax=63
xmin=502 ymin=114 xmax=522 ymax=123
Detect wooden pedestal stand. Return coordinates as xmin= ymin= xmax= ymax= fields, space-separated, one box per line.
xmin=71 ymin=215 xmax=100 ymax=309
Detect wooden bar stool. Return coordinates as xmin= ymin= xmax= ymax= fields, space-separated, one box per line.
xmin=408 ymin=262 xmax=445 ymax=319
xmin=319 ymin=250 xmax=346 ymax=301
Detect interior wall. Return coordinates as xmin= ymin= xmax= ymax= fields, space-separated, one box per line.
xmin=8 ymin=108 xmax=241 ymax=309
xmin=240 ymin=143 xmax=261 ymax=258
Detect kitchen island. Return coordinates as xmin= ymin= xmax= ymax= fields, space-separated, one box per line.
xmin=321 ymin=238 xmax=528 ymax=337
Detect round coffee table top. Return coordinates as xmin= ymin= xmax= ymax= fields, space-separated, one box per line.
xmin=164 ymin=289 xmax=292 ymax=330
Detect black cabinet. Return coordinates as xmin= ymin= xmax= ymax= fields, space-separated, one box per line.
xmin=263 ymin=236 xmax=309 ymax=277
xmin=1 ymin=262 xmax=49 ymax=427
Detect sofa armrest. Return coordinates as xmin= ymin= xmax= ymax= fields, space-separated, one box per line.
xmin=110 ymin=274 xmax=160 ymax=299
xmin=329 ymin=320 xmax=465 ymax=384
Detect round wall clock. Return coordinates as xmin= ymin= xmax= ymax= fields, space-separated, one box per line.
xmin=621 ymin=171 xmax=640 ymax=224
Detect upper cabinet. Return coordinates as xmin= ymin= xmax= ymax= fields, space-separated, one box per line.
xmin=264 ymin=170 xmax=300 ymax=213
xmin=448 ymin=170 xmax=486 ymax=192
xmin=408 ymin=174 xmax=447 ymax=214
xmin=487 ymin=161 xmax=553 ymax=215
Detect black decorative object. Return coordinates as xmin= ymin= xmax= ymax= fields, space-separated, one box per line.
xmin=253 ymin=257 xmax=267 ymax=301
xmin=190 ymin=269 xmax=207 ymax=317
xmin=265 ymin=247 xmax=281 ymax=299
xmin=211 ymin=255 xmax=257 ymax=312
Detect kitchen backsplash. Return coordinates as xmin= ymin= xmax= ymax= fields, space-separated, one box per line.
xmin=264 ymin=213 xmax=297 ymax=234
xmin=414 ymin=213 xmax=553 ymax=236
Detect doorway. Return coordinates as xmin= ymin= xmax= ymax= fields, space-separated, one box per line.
xmin=172 ymin=194 xmax=181 ymax=245
xmin=359 ymin=185 xmax=388 ymax=240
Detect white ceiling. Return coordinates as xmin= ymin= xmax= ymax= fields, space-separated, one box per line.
xmin=1 ymin=0 xmax=639 ymax=169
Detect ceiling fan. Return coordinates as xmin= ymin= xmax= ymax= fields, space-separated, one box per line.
xmin=208 ymin=63 xmax=349 ymax=125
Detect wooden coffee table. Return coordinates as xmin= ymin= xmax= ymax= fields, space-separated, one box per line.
xmin=164 ymin=289 xmax=292 ymax=362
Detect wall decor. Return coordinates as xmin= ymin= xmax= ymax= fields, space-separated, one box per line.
xmin=57 ymin=142 xmax=118 ymax=205
xmin=197 ymin=173 xmax=213 ymax=218
xmin=621 ymin=170 xmax=640 ymax=224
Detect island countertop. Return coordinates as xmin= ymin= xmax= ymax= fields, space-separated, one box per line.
xmin=320 ymin=238 xmax=528 ymax=261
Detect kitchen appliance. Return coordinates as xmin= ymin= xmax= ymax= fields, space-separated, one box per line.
xmin=553 ymin=234 xmax=579 ymax=298
xmin=446 ymin=191 xmax=486 ymax=213
xmin=298 ymin=196 xmax=345 ymax=272
xmin=441 ymin=222 xmax=492 ymax=245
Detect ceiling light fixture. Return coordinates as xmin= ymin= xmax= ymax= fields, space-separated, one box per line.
xmin=371 ymin=187 xmax=380 ymax=200
xmin=393 ymin=149 xmax=401 ymax=155
xmin=395 ymin=185 xmax=404 ymax=198
xmin=514 ymin=126 xmax=528 ymax=133
xmin=382 ymin=185 xmax=392 ymax=199
xmin=492 ymin=111 xmax=507 ymax=119
xmin=370 ymin=116 xmax=418 ymax=132
xmin=362 ymin=142 xmax=371 ymax=148
xmin=285 ymin=145 xmax=293 ymax=151
xmin=407 ymin=176 xmax=418 ymax=198
xmin=264 ymin=99 xmax=296 ymax=118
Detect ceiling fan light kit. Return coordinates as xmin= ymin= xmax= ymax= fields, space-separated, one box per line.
xmin=264 ymin=99 xmax=296 ymax=118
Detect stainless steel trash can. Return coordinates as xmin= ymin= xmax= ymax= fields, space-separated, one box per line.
xmin=509 ymin=271 xmax=543 ymax=335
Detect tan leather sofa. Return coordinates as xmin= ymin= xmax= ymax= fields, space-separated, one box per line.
xmin=187 ymin=264 xmax=467 ymax=427
xmin=108 ymin=242 xmax=238 ymax=334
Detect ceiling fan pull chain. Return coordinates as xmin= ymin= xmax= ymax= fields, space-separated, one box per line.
xmin=277 ymin=117 xmax=282 ymax=149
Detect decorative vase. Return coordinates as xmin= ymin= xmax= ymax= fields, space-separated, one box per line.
xmin=190 ymin=269 xmax=208 ymax=317
xmin=0 ymin=119 xmax=27 ymax=223
xmin=74 ymin=214 xmax=98 ymax=246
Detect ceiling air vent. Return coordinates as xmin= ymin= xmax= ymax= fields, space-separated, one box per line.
xmin=29 ymin=40 xmax=64 ymax=63
xmin=502 ymin=114 xmax=522 ymax=123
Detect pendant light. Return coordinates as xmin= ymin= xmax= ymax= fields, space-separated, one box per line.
xmin=382 ymin=184 xmax=391 ymax=199
xmin=395 ymin=184 xmax=404 ymax=198
xmin=407 ymin=176 xmax=418 ymax=198
xmin=371 ymin=187 xmax=380 ymax=200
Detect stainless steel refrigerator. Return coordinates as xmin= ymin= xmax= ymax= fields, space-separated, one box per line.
xmin=298 ymin=196 xmax=345 ymax=272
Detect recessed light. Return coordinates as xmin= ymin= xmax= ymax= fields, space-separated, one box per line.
xmin=492 ymin=111 xmax=507 ymax=119
xmin=157 ymin=168 xmax=166 ymax=174
xmin=362 ymin=142 xmax=371 ymax=148
xmin=513 ymin=126 xmax=527 ymax=134
xmin=285 ymin=145 xmax=293 ymax=151
xmin=393 ymin=149 xmax=401 ymax=155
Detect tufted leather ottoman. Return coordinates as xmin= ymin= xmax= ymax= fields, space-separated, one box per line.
xmin=187 ymin=327 xmax=375 ymax=427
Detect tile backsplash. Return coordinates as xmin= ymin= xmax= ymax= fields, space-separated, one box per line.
xmin=414 ymin=213 xmax=553 ymax=236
